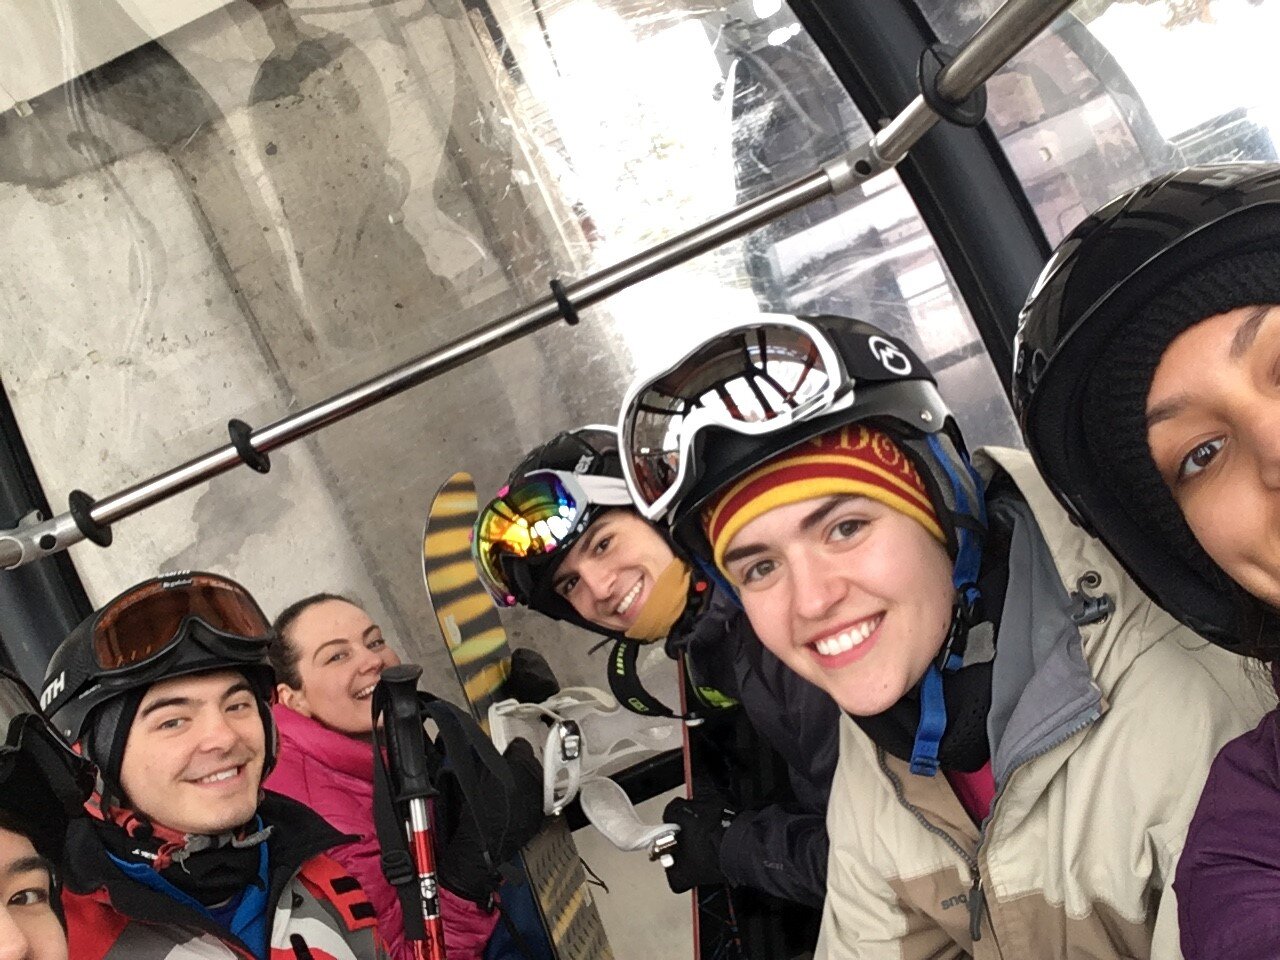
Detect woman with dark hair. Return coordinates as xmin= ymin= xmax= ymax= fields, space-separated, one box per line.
xmin=1016 ymin=162 xmax=1280 ymax=960
xmin=264 ymin=594 xmax=545 ymax=960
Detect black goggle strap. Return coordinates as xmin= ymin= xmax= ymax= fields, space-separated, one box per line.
xmin=606 ymin=638 xmax=737 ymax=721
xmin=607 ymin=639 xmax=688 ymax=720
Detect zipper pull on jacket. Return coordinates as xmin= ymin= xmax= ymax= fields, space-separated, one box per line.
xmin=968 ymin=869 xmax=985 ymax=942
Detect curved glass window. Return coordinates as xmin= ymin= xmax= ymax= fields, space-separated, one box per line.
xmin=920 ymin=0 xmax=1280 ymax=244
xmin=0 ymin=1 xmax=1015 ymax=685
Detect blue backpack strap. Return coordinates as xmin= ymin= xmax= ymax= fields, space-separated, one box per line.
xmin=909 ymin=633 xmax=966 ymax=776
xmin=926 ymin=433 xmax=986 ymax=606
xmin=690 ymin=555 xmax=743 ymax=611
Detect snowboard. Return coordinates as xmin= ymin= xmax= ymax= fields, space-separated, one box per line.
xmin=423 ymin=472 xmax=614 ymax=960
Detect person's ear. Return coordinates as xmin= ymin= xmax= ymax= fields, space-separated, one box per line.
xmin=276 ymin=683 xmax=312 ymax=717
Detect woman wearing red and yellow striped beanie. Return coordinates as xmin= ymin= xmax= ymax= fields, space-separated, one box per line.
xmin=703 ymin=423 xmax=953 ymax=721
xmin=620 ymin=314 xmax=1263 ymax=958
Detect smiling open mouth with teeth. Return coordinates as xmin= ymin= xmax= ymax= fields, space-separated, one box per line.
xmin=194 ymin=766 xmax=242 ymax=785
xmin=614 ymin=578 xmax=643 ymax=616
xmin=353 ymin=683 xmax=378 ymax=700
xmin=812 ymin=614 xmax=884 ymax=658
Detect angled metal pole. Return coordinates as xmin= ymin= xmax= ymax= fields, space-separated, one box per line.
xmin=0 ymin=0 xmax=1073 ymax=572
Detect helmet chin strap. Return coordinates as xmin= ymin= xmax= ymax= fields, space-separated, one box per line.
xmin=910 ymin=436 xmax=987 ymax=777
xmin=910 ymin=598 xmax=976 ymax=777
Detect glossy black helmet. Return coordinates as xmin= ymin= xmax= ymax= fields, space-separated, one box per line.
xmin=618 ymin=315 xmax=982 ymax=574
xmin=475 ymin=427 xmax=641 ymax=636
xmin=1014 ymin=163 xmax=1280 ymax=653
xmin=42 ymin=572 xmax=279 ymax=781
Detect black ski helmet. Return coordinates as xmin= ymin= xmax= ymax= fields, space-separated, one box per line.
xmin=478 ymin=426 xmax=654 ymax=636
xmin=0 ymin=668 xmax=94 ymax=864
xmin=1013 ymin=163 xmax=1280 ymax=654
xmin=625 ymin=316 xmax=986 ymax=576
xmin=621 ymin=315 xmax=988 ymax=777
xmin=42 ymin=572 xmax=280 ymax=794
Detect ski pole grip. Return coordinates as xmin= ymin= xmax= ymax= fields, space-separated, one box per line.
xmin=379 ymin=664 xmax=435 ymax=802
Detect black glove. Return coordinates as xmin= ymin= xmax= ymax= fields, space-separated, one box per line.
xmin=494 ymin=737 xmax=547 ymax=856
xmin=437 ymin=737 xmax=546 ymax=903
xmin=661 ymin=797 xmax=736 ymax=894
xmin=500 ymin=648 xmax=561 ymax=704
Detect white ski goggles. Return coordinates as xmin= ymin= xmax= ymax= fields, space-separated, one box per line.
xmin=618 ymin=317 xmax=856 ymax=522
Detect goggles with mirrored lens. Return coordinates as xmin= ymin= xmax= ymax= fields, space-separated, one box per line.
xmin=618 ymin=317 xmax=853 ymax=522
xmin=472 ymin=470 xmax=631 ymax=605
xmin=90 ymin=572 xmax=273 ymax=675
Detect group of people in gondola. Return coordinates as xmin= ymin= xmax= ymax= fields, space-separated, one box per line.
xmin=5 ymin=162 xmax=1280 ymax=960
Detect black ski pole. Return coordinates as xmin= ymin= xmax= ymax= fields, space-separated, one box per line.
xmin=379 ymin=663 xmax=448 ymax=960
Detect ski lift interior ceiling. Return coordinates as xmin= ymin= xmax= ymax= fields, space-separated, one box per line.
xmin=2 ymin=0 xmax=1279 ymax=696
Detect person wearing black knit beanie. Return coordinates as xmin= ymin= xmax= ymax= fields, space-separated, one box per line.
xmin=1082 ymin=247 xmax=1280 ymax=616
xmin=1015 ymin=163 xmax=1280 ymax=960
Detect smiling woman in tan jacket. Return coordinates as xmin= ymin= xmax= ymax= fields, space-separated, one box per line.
xmin=617 ymin=313 xmax=1268 ymax=959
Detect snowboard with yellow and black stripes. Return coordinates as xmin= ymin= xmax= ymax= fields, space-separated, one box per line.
xmin=423 ymin=471 xmax=613 ymax=960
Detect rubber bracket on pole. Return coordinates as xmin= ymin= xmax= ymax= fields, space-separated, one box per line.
xmin=550 ymin=278 xmax=580 ymax=326
xmin=68 ymin=489 xmax=113 ymax=547
xmin=919 ymin=44 xmax=987 ymax=128
xmin=228 ymin=419 xmax=271 ymax=474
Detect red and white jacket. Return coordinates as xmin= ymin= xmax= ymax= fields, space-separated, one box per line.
xmin=62 ymin=791 xmax=388 ymax=960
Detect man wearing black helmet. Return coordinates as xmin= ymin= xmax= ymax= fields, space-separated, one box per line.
xmin=474 ymin=427 xmax=838 ymax=914
xmin=40 ymin=571 xmax=387 ymax=960
xmin=619 ymin=313 xmax=1269 ymax=959
xmin=0 ymin=667 xmax=93 ymax=960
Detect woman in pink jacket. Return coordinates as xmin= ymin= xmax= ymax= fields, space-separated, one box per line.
xmin=263 ymin=592 xmax=501 ymax=960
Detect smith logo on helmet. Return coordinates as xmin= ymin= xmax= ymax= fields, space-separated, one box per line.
xmin=40 ymin=671 xmax=65 ymax=711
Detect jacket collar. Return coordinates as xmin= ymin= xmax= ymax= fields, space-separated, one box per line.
xmin=983 ymin=489 xmax=1103 ymax=790
xmin=65 ymin=791 xmax=351 ymax=945
xmin=272 ymin=704 xmax=375 ymax=782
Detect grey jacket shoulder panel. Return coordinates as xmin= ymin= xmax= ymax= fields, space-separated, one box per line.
xmin=984 ymin=490 xmax=1102 ymax=789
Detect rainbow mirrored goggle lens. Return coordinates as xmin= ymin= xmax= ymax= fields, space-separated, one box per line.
xmin=472 ymin=471 xmax=591 ymax=606
xmin=92 ymin=573 xmax=273 ymax=674
xmin=621 ymin=320 xmax=841 ymax=521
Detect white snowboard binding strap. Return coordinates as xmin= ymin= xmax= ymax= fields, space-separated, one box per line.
xmin=488 ymin=688 xmax=683 ymax=863
xmin=489 ymin=686 xmax=683 ymax=783
xmin=578 ymin=778 xmax=679 ymax=867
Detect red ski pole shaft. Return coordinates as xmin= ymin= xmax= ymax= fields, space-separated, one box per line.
xmin=406 ymin=796 xmax=447 ymax=960
xmin=378 ymin=664 xmax=447 ymax=959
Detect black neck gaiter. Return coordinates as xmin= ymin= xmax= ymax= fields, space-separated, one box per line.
xmin=851 ymin=661 xmax=994 ymax=773
xmin=851 ymin=494 xmax=1013 ymax=774
xmin=98 ymin=815 xmax=270 ymax=907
